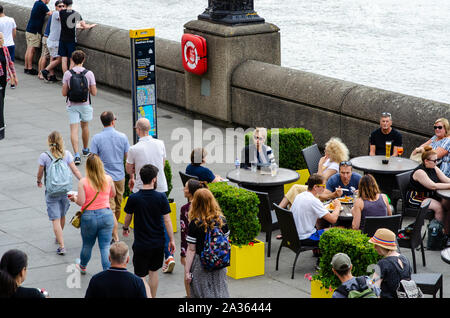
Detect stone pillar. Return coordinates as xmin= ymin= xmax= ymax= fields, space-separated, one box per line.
xmin=183 ymin=19 xmax=280 ymax=123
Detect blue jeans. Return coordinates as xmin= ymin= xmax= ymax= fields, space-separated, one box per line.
xmin=162 ymin=216 xmax=172 ymax=259
xmin=80 ymin=208 xmax=114 ymax=270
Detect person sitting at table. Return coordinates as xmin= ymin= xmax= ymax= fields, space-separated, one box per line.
xmin=185 ymin=147 xmax=224 ymax=183
xmin=410 ymin=118 xmax=450 ymax=177
xmin=320 ymin=161 xmax=362 ymax=201
xmin=351 ymin=174 xmax=392 ymax=232
xmin=290 ymin=174 xmax=341 ymax=246
xmin=318 ymin=137 xmax=350 ymax=181
xmin=241 ymin=127 xmax=275 ymax=168
xmin=407 ymin=145 xmax=450 ymax=236
xmin=369 ymin=112 xmax=403 ymax=157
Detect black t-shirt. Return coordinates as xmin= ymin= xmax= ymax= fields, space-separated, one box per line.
xmin=124 ymin=189 xmax=170 ymax=251
xmin=59 ymin=9 xmax=83 ymax=42
xmin=11 ymin=286 xmax=46 ymax=298
xmin=84 ymin=267 xmax=147 ymax=298
xmin=409 ymin=164 xmax=440 ymax=192
xmin=187 ymin=218 xmax=230 ymax=255
xmin=378 ymin=254 xmax=412 ymax=298
xmin=0 ymin=49 xmax=6 ymax=88
xmin=369 ymin=128 xmax=402 ymax=156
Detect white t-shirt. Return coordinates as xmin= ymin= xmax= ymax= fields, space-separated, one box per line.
xmin=127 ymin=136 xmax=168 ymax=193
xmin=322 ymin=158 xmax=339 ymax=175
xmin=0 ymin=16 xmax=16 ymax=47
xmin=290 ymin=191 xmax=328 ymax=240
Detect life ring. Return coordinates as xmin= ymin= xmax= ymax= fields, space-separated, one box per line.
xmin=183 ymin=40 xmax=199 ymax=70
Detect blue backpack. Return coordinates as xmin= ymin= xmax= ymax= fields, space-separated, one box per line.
xmin=200 ymin=223 xmax=231 ymax=271
xmin=45 ymin=151 xmax=73 ymax=197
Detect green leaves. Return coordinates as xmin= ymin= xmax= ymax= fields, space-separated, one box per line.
xmin=209 ymin=183 xmax=261 ymax=246
xmin=164 ymin=160 xmax=173 ymax=198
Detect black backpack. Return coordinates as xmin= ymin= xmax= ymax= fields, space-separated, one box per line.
xmin=335 ymin=276 xmax=378 ymax=298
xmin=67 ymin=69 xmax=90 ymax=103
xmin=427 ymin=219 xmax=447 ymax=250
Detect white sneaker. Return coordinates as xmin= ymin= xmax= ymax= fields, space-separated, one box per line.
xmin=162 ymin=256 xmax=175 ymax=273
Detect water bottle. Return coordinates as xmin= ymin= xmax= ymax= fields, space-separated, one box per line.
xmin=235 ymin=158 xmax=240 ymax=175
xmin=270 ymin=162 xmax=278 ymax=176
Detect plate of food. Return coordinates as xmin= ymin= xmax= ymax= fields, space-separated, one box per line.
xmin=338 ymin=196 xmax=354 ymax=204
xmin=324 ymin=202 xmax=344 ymax=211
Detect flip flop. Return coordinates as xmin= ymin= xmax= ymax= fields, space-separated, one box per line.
xmin=276 ymin=234 xmax=283 ymax=240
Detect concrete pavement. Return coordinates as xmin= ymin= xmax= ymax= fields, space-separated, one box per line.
xmin=0 ymin=62 xmax=449 ymax=298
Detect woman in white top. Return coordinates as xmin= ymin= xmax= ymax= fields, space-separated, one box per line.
xmin=318 ymin=137 xmax=350 ymax=182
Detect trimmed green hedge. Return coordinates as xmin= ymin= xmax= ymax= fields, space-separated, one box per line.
xmin=209 ymin=182 xmax=261 ymax=246
xmin=314 ymin=228 xmax=382 ymax=290
xmin=245 ymin=128 xmax=314 ymax=170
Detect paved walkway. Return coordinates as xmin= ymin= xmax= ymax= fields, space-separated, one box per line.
xmin=0 ymin=62 xmax=449 ymax=298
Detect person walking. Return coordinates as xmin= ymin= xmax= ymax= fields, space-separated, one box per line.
xmin=90 ymin=111 xmax=130 ymax=243
xmin=37 ymin=131 xmax=82 ymax=255
xmin=62 ymin=49 xmax=97 ymax=165
xmin=0 ymin=5 xmax=17 ymax=88
xmin=126 ymin=118 xmax=175 ymax=273
xmin=0 ymin=31 xmax=17 ymax=141
xmin=122 ymin=164 xmax=175 ymax=298
xmin=24 ymin=0 xmax=51 ymax=75
xmin=85 ymin=242 xmax=150 ymax=298
xmin=185 ymin=188 xmax=230 ymax=298
xmin=68 ymin=154 xmax=115 ymax=273
xmin=180 ymin=179 xmax=208 ymax=298
xmin=0 ymin=249 xmax=47 ymax=298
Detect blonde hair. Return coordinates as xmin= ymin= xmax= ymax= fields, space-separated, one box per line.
xmin=435 ymin=118 xmax=450 ymax=137
xmin=48 ymin=131 xmax=65 ymax=159
xmin=324 ymin=137 xmax=349 ymax=163
xmin=253 ymin=127 xmax=267 ymax=141
xmin=188 ymin=188 xmax=225 ymax=232
xmin=85 ymin=154 xmax=108 ymax=192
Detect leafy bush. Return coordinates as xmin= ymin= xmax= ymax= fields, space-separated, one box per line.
xmin=314 ymin=228 xmax=382 ymax=290
xmin=245 ymin=128 xmax=314 ymax=170
xmin=209 ymin=182 xmax=261 ymax=246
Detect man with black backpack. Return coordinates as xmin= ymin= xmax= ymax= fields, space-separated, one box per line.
xmin=332 ymin=253 xmax=380 ymax=298
xmin=62 ymin=49 xmax=97 ymax=165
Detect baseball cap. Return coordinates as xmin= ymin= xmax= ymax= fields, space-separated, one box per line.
xmin=331 ymin=253 xmax=352 ymax=271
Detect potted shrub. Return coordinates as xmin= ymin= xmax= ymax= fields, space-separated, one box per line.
xmin=119 ymin=159 xmax=176 ymax=232
xmin=309 ymin=228 xmax=381 ymax=298
xmin=209 ymin=182 xmax=264 ymax=279
xmin=244 ymin=128 xmax=314 ymax=193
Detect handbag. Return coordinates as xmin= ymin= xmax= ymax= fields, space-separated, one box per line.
xmin=70 ymin=192 xmax=99 ymax=229
xmin=396 ymin=279 xmax=424 ymax=298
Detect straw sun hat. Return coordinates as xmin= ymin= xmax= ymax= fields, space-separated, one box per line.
xmin=368 ymin=228 xmax=397 ymax=250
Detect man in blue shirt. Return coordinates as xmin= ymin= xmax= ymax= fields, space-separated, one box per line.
xmin=185 ymin=147 xmax=224 ymax=183
xmin=25 ymin=0 xmax=51 ymax=75
xmin=320 ymin=161 xmax=362 ymax=201
xmin=90 ymin=111 xmax=130 ymax=243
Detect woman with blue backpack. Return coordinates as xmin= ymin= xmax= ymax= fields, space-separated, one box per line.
xmin=37 ymin=131 xmax=82 ymax=255
xmin=185 ymin=188 xmax=230 ymax=298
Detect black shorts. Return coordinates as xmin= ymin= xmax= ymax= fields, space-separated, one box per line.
xmin=132 ymin=246 xmax=164 ymax=277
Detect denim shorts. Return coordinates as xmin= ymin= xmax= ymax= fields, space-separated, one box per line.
xmin=67 ymin=105 xmax=93 ymax=124
xmin=45 ymin=192 xmax=70 ymax=221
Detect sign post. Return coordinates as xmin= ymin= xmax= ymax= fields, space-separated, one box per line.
xmin=130 ymin=28 xmax=157 ymax=143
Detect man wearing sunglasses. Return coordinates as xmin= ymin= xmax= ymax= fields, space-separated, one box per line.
xmin=369 ymin=112 xmax=402 ymax=157
xmin=319 ymin=161 xmax=362 ymax=201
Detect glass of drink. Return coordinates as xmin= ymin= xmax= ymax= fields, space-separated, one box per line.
xmin=397 ymin=146 xmax=404 ymax=157
xmin=251 ymin=161 xmax=257 ymax=172
xmin=385 ymin=141 xmax=392 ymax=159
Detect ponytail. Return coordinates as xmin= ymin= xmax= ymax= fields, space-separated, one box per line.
xmin=0 ymin=270 xmax=17 ymax=298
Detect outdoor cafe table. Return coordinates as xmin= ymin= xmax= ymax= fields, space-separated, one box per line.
xmin=436 ymin=189 xmax=450 ymax=200
xmin=226 ymin=168 xmax=299 ymax=206
xmin=350 ymin=155 xmax=420 ymax=211
xmin=441 ymin=248 xmax=450 ymax=265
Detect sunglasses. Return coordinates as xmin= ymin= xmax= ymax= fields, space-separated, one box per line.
xmin=426 ymin=158 xmax=438 ymax=163
xmin=253 ymin=136 xmax=264 ymax=140
xmin=340 ymin=161 xmax=352 ymax=167
xmin=57 ymin=5 xmax=65 ymax=8
xmin=316 ymin=184 xmax=326 ymax=188
xmin=434 ymin=125 xmax=444 ymax=130
xmin=381 ymin=112 xmax=391 ymax=117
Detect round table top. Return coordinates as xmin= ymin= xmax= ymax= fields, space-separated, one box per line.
xmin=226 ymin=168 xmax=299 ymax=187
xmin=436 ymin=189 xmax=450 ymax=200
xmin=441 ymin=248 xmax=450 ymax=265
xmin=350 ymin=155 xmax=419 ymax=174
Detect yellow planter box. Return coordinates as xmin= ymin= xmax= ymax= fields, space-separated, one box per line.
xmin=284 ymin=169 xmax=310 ymax=194
xmin=310 ymin=279 xmax=335 ymax=298
xmin=118 ymin=197 xmax=177 ymax=233
xmin=227 ymin=239 xmax=265 ymax=280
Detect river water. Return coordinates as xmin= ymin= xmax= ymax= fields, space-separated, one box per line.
xmin=8 ymin=0 xmax=450 ymax=104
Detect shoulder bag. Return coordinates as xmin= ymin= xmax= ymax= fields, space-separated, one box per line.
xmin=70 ymin=191 xmax=99 ymax=229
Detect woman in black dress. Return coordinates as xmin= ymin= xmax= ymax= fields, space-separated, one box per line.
xmin=0 ymin=31 xmax=18 ymax=140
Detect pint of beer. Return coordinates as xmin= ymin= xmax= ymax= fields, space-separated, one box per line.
xmin=385 ymin=141 xmax=392 ymax=158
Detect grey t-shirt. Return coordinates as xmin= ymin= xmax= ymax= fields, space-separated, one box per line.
xmin=48 ymin=11 xmax=61 ymax=42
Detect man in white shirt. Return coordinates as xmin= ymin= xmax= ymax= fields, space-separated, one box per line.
xmin=126 ymin=118 xmax=174 ymax=273
xmin=0 ymin=5 xmax=16 ymax=88
xmin=290 ymin=174 xmax=341 ymax=244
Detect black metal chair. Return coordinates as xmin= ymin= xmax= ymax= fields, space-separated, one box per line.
xmin=397 ymin=200 xmax=431 ymax=273
xmin=363 ymin=214 xmax=402 ymax=238
xmin=301 ymin=144 xmax=321 ymax=176
xmin=179 ymin=171 xmax=199 ymax=186
xmin=242 ymin=188 xmax=279 ymax=257
xmin=411 ymin=273 xmax=443 ymax=298
xmin=273 ymin=203 xmax=318 ymax=279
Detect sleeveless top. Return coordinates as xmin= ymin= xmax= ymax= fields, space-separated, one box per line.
xmin=82 ymin=177 xmax=111 ymax=211
xmin=409 ymin=164 xmax=439 ymax=192
xmin=360 ymin=194 xmax=387 ymax=231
